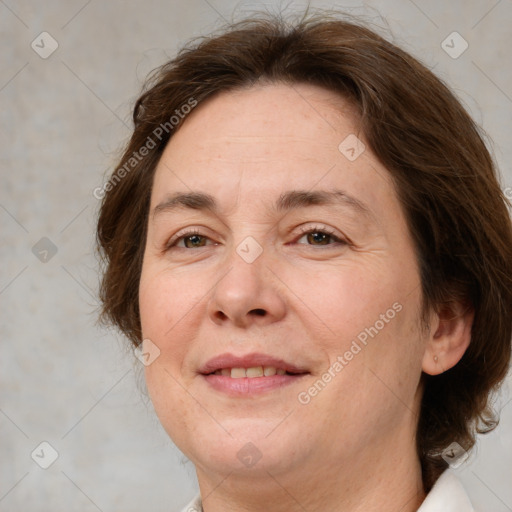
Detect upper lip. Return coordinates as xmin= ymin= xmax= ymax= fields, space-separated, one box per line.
xmin=199 ymin=353 xmax=309 ymax=375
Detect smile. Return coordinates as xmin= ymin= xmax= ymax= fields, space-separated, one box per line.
xmin=200 ymin=353 xmax=309 ymax=395
xmin=211 ymin=366 xmax=289 ymax=377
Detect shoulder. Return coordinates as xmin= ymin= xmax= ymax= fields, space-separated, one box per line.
xmin=417 ymin=470 xmax=474 ymax=512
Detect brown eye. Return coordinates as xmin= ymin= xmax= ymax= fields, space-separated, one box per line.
xmin=305 ymin=231 xmax=332 ymax=245
xmin=182 ymin=234 xmax=207 ymax=248
xmin=296 ymin=228 xmax=345 ymax=247
xmin=166 ymin=229 xmax=214 ymax=250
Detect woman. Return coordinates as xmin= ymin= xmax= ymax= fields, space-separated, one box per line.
xmin=96 ymin=12 xmax=512 ymax=512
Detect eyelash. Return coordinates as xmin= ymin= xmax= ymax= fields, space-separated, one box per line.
xmin=295 ymin=224 xmax=346 ymax=247
xmin=165 ymin=225 xmax=347 ymax=250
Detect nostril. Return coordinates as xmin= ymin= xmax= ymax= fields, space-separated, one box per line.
xmin=250 ymin=308 xmax=266 ymax=316
xmin=214 ymin=311 xmax=228 ymax=321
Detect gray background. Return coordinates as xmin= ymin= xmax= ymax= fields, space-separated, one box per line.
xmin=1 ymin=1 xmax=511 ymax=511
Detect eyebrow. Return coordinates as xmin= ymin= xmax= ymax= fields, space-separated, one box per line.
xmin=152 ymin=189 xmax=373 ymax=220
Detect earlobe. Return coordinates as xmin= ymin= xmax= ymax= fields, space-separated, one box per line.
xmin=422 ymin=303 xmax=474 ymax=376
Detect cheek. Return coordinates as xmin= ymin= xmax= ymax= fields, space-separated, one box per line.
xmin=138 ymin=267 xmax=211 ymax=407
xmin=139 ymin=269 xmax=210 ymax=446
xmin=288 ymin=256 xmax=424 ymax=393
xmin=139 ymin=268 xmax=205 ymax=341
xmin=326 ymin=290 xmax=423 ymax=423
xmin=285 ymin=257 xmax=413 ymax=345
xmin=297 ymin=292 xmax=423 ymax=450
xmin=143 ymin=360 xmax=209 ymax=458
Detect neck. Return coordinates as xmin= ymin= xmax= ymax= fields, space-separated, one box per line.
xmin=194 ymin=420 xmax=426 ymax=512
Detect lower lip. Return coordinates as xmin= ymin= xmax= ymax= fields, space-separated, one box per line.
xmin=202 ymin=374 xmax=307 ymax=396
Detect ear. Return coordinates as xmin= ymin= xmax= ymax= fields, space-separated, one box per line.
xmin=422 ymin=301 xmax=474 ymax=375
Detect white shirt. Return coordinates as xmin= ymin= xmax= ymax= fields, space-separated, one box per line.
xmin=179 ymin=470 xmax=474 ymax=512
xmin=417 ymin=471 xmax=474 ymax=512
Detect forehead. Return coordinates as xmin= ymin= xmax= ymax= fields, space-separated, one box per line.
xmin=165 ymin=83 xmax=358 ymax=158
xmin=151 ymin=83 xmax=397 ymax=222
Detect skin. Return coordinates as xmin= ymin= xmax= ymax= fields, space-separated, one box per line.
xmin=138 ymin=83 xmax=473 ymax=512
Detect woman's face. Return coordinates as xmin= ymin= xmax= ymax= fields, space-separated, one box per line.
xmin=139 ymin=83 xmax=426 ymax=482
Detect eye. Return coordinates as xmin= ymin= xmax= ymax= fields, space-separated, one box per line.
xmin=164 ymin=225 xmax=347 ymax=251
xmin=166 ymin=229 xmax=214 ymax=250
xmin=295 ymin=225 xmax=346 ymax=247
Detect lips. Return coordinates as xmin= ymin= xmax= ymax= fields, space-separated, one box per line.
xmin=199 ymin=353 xmax=309 ymax=396
xmin=212 ymin=366 xmax=287 ymax=378
xmin=199 ymin=353 xmax=308 ymax=376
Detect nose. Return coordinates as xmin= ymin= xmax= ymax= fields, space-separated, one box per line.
xmin=207 ymin=247 xmax=287 ymax=328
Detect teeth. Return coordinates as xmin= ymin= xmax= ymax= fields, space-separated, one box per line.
xmin=231 ymin=367 xmax=247 ymax=379
xmin=263 ymin=366 xmax=277 ymax=376
xmin=246 ymin=366 xmax=264 ymax=378
xmin=212 ymin=366 xmax=287 ymax=378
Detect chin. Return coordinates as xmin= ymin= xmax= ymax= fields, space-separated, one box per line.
xmin=176 ymin=417 xmax=308 ymax=476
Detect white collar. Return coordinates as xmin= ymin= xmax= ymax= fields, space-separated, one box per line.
xmin=179 ymin=470 xmax=473 ymax=512
xmin=180 ymin=493 xmax=202 ymax=512
xmin=417 ymin=470 xmax=474 ymax=511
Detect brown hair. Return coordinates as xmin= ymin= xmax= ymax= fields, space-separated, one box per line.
xmin=96 ymin=12 xmax=512 ymax=491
